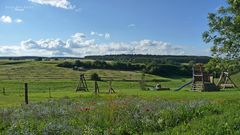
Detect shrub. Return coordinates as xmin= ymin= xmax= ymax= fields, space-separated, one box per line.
xmin=90 ymin=73 xmax=101 ymax=81
xmin=57 ymin=61 xmax=73 ymax=68
xmin=34 ymin=57 xmax=43 ymax=61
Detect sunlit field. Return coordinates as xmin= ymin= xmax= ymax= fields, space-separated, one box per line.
xmin=0 ymin=60 xmax=239 ymax=134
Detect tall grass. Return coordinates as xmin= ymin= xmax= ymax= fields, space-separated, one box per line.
xmin=1 ymin=97 xmax=239 ymax=134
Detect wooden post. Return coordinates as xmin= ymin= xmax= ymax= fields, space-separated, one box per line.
xmin=108 ymin=80 xmax=115 ymax=94
xmin=24 ymin=83 xmax=28 ymax=104
xmin=94 ymin=81 xmax=99 ymax=94
xmin=210 ymin=76 xmax=214 ymax=84
xmin=200 ymin=66 xmax=205 ymax=91
xmin=228 ymin=77 xmax=238 ymax=88
xmin=109 ymin=80 xmax=112 ymax=94
xmin=217 ymin=72 xmax=224 ymax=86
xmin=3 ymin=88 xmax=6 ymax=95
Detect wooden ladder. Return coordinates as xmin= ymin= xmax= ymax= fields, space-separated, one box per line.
xmin=191 ymin=65 xmax=205 ymax=91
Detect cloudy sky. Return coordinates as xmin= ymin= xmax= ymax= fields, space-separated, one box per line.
xmin=0 ymin=0 xmax=226 ymax=57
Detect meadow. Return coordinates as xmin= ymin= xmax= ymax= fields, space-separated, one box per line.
xmin=0 ymin=60 xmax=240 ymax=134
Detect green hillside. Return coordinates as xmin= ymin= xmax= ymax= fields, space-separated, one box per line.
xmin=0 ymin=60 xmax=172 ymax=81
xmin=0 ymin=60 xmax=191 ymax=106
xmin=0 ymin=60 xmax=240 ymax=134
xmin=0 ymin=60 xmax=239 ymax=107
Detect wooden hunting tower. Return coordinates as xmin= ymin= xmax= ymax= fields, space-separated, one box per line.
xmin=192 ymin=64 xmax=219 ymax=92
xmin=76 ymin=74 xmax=88 ymax=92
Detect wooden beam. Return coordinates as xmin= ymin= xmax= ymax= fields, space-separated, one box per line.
xmin=24 ymin=83 xmax=29 ymax=104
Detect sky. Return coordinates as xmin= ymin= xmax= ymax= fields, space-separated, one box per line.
xmin=0 ymin=0 xmax=227 ymax=57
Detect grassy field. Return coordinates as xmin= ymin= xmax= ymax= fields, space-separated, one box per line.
xmin=0 ymin=60 xmax=193 ymax=106
xmin=0 ymin=60 xmax=240 ymax=134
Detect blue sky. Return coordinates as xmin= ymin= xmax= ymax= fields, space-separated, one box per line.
xmin=0 ymin=0 xmax=227 ymax=57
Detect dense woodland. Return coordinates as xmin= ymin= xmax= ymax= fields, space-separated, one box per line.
xmin=57 ymin=55 xmax=211 ymax=77
xmin=58 ymin=60 xmax=192 ymax=77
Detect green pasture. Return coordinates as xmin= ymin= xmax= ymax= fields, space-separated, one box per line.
xmin=0 ymin=60 xmax=240 ymax=134
xmin=0 ymin=60 xmax=239 ymax=107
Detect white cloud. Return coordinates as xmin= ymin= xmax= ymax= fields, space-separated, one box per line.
xmin=0 ymin=32 xmax=186 ymax=57
xmin=128 ymin=24 xmax=136 ymax=27
xmin=132 ymin=40 xmax=184 ymax=55
xmin=98 ymin=33 xmax=103 ymax=37
xmin=91 ymin=31 xmax=111 ymax=39
xmin=67 ymin=33 xmax=95 ymax=48
xmin=105 ymin=33 xmax=111 ymax=39
xmin=21 ymin=39 xmax=72 ymax=56
xmin=15 ymin=19 xmax=23 ymax=23
xmin=91 ymin=31 xmax=102 ymax=37
xmin=15 ymin=8 xmax=25 ymax=12
xmin=71 ymin=33 xmax=86 ymax=41
xmin=0 ymin=16 xmax=23 ymax=24
xmin=0 ymin=16 xmax=12 ymax=23
xmin=90 ymin=32 xmax=96 ymax=35
xmin=28 ymin=0 xmax=75 ymax=9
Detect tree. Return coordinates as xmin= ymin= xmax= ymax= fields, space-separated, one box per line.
xmin=57 ymin=61 xmax=73 ymax=68
xmin=203 ymin=0 xmax=240 ymax=72
xmin=205 ymin=58 xmax=239 ymax=74
xmin=92 ymin=60 xmax=108 ymax=69
xmin=188 ymin=60 xmax=196 ymax=69
xmin=35 ymin=57 xmax=42 ymax=61
xmin=74 ymin=60 xmax=83 ymax=67
xmin=90 ymin=73 xmax=101 ymax=81
xmin=203 ymin=0 xmax=240 ymax=59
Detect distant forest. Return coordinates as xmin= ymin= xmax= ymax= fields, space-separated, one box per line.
xmin=58 ymin=60 xmax=192 ymax=77
xmin=85 ymin=54 xmax=211 ymax=65
xmin=58 ymin=54 xmax=212 ymax=77
xmin=1 ymin=55 xmax=212 ymax=77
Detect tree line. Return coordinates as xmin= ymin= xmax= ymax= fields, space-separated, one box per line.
xmin=84 ymin=54 xmax=211 ymax=65
xmin=58 ymin=60 xmax=192 ymax=77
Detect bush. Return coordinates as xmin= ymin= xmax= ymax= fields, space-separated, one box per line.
xmin=74 ymin=60 xmax=83 ymax=67
xmin=35 ymin=57 xmax=43 ymax=61
xmin=90 ymin=73 xmax=101 ymax=81
xmin=57 ymin=61 xmax=73 ymax=68
xmin=144 ymin=64 xmax=191 ymax=77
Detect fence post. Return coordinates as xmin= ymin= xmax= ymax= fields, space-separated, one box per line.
xmin=94 ymin=81 xmax=99 ymax=94
xmin=24 ymin=83 xmax=28 ymax=104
